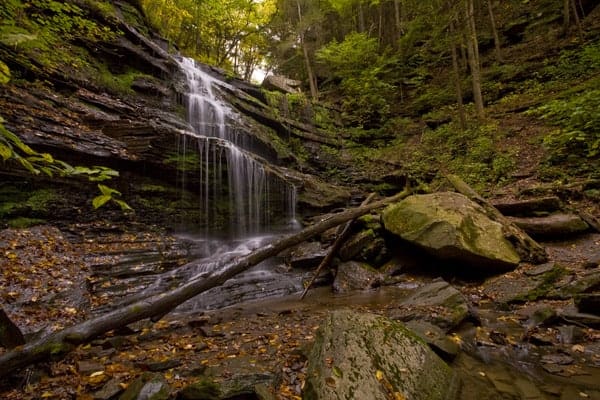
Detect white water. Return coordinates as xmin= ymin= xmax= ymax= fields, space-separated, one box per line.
xmin=177 ymin=57 xmax=297 ymax=236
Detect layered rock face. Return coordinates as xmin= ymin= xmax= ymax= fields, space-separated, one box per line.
xmin=0 ymin=0 xmax=350 ymax=230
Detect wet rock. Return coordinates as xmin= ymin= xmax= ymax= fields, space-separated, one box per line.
xmin=574 ymin=293 xmax=600 ymax=315
xmin=94 ymin=378 xmax=124 ymax=400
xmin=492 ymin=196 xmax=562 ymax=216
xmin=509 ymin=213 xmax=589 ymax=238
xmin=558 ymin=325 xmax=586 ymax=344
xmin=288 ymin=242 xmax=326 ymax=269
xmin=558 ymin=305 xmax=600 ymax=328
xmin=119 ymin=372 xmax=170 ymax=400
xmin=304 ymin=310 xmax=457 ymax=400
xmin=137 ymin=359 xmax=182 ymax=372
xmin=203 ymin=356 xmax=279 ymax=399
xmin=525 ymin=306 xmax=558 ymax=329
xmin=404 ymin=320 xmax=460 ymax=360
xmin=391 ymin=279 xmax=470 ymax=330
xmin=77 ymin=360 xmax=105 ymax=374
xmin=583 ymin=251 xmax=600 ymax=268
xmin=524 ymin=262 xmax=556 ymax=276
xmin=332 ymin=261 xmax=383 ymax=293
xmin=338 ymin=229 xmax=376 ymax=261
xmin=339 ymin=228 xmax=389 ymax=266
xmin=549 ymin=269 xmax=600 ymax=299
xmin=483 ymin=263 xmax=567 ymax=304
xmin=382 ymin=192 xmax=520 ymax=273
xmin=177 ymin=379 xmax=220 ymax=400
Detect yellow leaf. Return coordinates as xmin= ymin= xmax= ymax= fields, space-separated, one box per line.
xmin=394 ymin=392 xmax=406 ymax=400
xmin=375 ymin=370 xmax=384 ymax=381
xmin=572 ymin=344 xmax=585 ymax=353
xmin=41 ymin=391 xmax=54 ymax=398
xmin=89 ymin=371 xmax=104 ymax=377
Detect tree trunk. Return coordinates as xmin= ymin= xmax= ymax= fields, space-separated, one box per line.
xmin=394 ymin=0 xmax=402 ymax=41
xmin=297 ymin=0 xmax=319 ymax=99
xmin=570 ymin=0 xmax=584 ymax=41
xmin=464 ymin=0 xmax=485 ymax=119
xmin=0 ymin=188 xmax=413 ymax=378
xmin=563 ymin=0 xmax=571 ymax=36
xmin=358 ymin=1 xmax=366 ymax=33
xmin=487 ymin=0 xmax=503 ymax=63
xmin=449 ymin=19 xmax=467 ymax=130
xmin=446 ymin=174 xmax=547 ymax=264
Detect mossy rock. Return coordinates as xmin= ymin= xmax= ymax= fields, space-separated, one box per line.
xmin=304 ymin=310 xmax=457 ymax=400
xmin=382 ymin=192 xmax=520 ymax=273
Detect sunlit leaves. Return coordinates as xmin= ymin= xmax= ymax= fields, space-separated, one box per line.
xmin=141 ymin=0 xmax=275 ymax=76
xmin=0 ymin=61 xmax=12 ymax=84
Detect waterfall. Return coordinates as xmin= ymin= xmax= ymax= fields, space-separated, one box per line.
xmin=177 ymin=57 xmax=296 ymax=236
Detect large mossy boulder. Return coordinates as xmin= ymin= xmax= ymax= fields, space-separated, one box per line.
xmin=382 ymin=192 xmax=520 ymax=272
xmin=303 ymin=310 xmax=457 ymax=400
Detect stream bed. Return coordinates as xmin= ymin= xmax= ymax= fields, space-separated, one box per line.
xmin=1 ymin=225 xmax=599 ymax=399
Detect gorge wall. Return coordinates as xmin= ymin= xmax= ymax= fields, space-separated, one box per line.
xmin=0 ymin=0 xmax=351 ymax=231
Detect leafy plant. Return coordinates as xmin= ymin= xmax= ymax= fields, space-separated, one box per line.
xmin=316 ymin=32 xmax=395 ymax=126
xmin=0 ymin=116 xmax=130 ymax=210
xmin=93 ymin=184 xmax=132 ymax=211
xmin=530 ymin=89 xmax=600 ymax=163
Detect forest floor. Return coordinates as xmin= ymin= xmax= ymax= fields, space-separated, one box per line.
xmin=1 ymin=97 xmax=599 ymax=400
xmin=1 ymin=220 xmax=599 ymax=399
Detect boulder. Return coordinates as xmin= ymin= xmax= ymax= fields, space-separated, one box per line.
xmin=390 ymin=279 xmax=470 ymax=330
xmin=261 ymin=75 xmax=302 ymax=94
xmin=304 ymin=310 xmax=457 ymax=400
xmin=119 ymin=372 xmax=170 ymax=400
xmin=338 ymin=229 xmax=389 ymax=265
xmin=382 ymin=192 xmax=520 ymax=272
xmin=332 ymin=261 xmax=383 ymax=293
xmin=288 ymin=241 xmax=327 ymax=269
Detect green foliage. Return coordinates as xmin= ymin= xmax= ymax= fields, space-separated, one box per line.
xmin=7 ymin=217 xmax=46 ymax=228
xmin=530 ymin=89 xmax=600 ymax=165
xmin=0 ymin=116 xmax=129 ymax=210
xmin=317 ymin=33 xmax=394 ymax=126
xmin=93 ymin=184 xmax=132 ymax=211
xmin=0 ymin=0 xmax=118 ymax=77
xmin=141 ymin=0 xmax=274 ymax=77
xmin=164 ymin=151 xmax=200 ymax=172
xmin=408 ymin=121 xmax=516 ymax=188
xmin=542 ymin=41 xmax=600 ymax=80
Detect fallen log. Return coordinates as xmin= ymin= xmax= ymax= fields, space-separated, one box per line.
xmin=0 ymin=188 xmax=413 ymax=378
xmin=445 ymin=174 xmax=547 ymax=264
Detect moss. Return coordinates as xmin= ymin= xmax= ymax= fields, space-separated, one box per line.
xmin=514 ymin=264 xmax=566 ymax=302
xmin=26 ymin=188 xmax=59 ymax=212
xmin=7 ymin=217 xmax=46 ymax=228
xmin=178 ymin=379 xmax=221 ymax=400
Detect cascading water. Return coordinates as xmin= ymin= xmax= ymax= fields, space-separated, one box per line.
xmin=91 ymin=59 xmax=304 ymax=315
xmin=176 ymin=57 xmax=296 ymax=236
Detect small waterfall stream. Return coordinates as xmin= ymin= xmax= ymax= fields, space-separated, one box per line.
xmin=176 ymin=57 xmax=296 ymax=237
xmin=90 ymin=58 xmax=304 ymax=315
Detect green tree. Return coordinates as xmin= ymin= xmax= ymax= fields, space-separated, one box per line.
xmin=316 ymin=32 xmax=395 ymax=125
